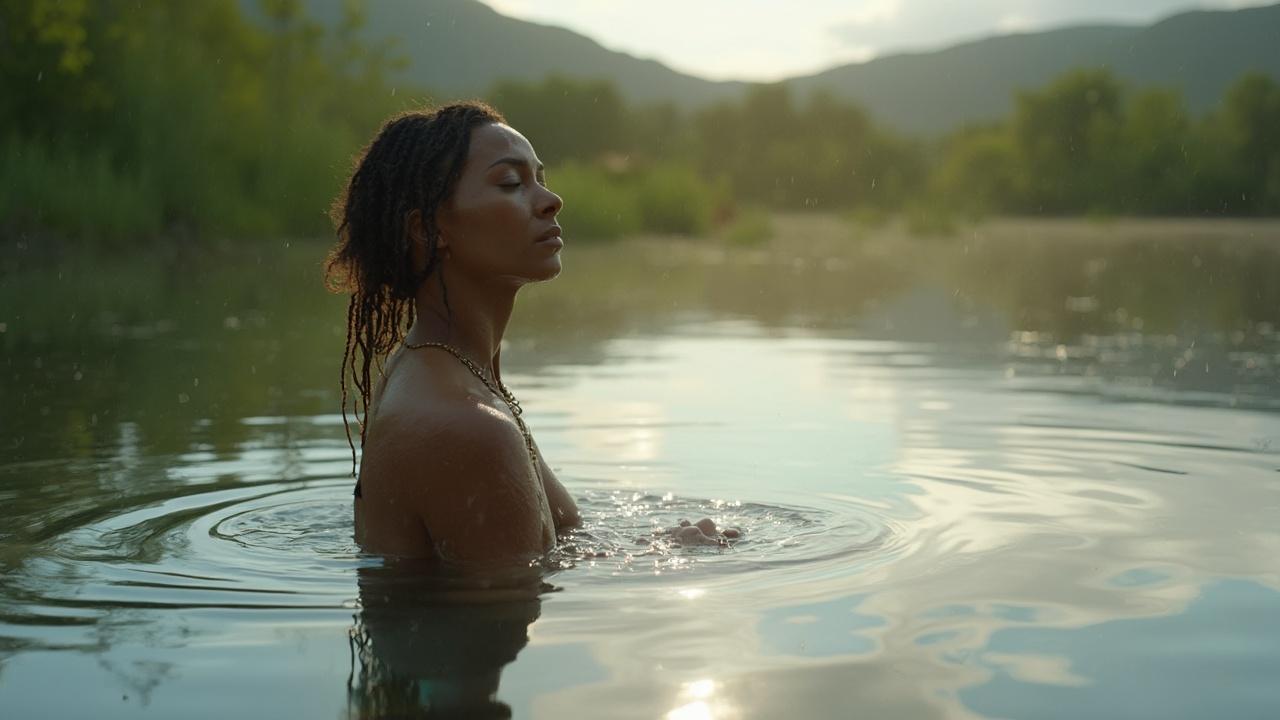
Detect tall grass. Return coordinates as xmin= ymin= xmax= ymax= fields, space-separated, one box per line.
xmin=0 ymin=135 xmax=162 ymax=243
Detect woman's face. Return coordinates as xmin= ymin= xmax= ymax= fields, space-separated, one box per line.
xmin=436 ymin=123 xmax=564 ymax=285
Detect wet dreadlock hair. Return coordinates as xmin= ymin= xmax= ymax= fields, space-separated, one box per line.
xmin=326 ymin=101 xmax=506 ymax=475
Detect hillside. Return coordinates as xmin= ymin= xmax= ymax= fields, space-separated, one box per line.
xmin=300 ymin=0 xmax=745 ymax=106
xmin=306 ymin=0 xmax=1280 ymax=135
xmin=792 ymin=4 xmax=1280 ymax=135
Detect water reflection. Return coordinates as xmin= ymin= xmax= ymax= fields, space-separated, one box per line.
xmin=666 ymin=677 xmax=736 ymax=720
xmin=5 ymin=217 xmax=1280 ymax=471
xmin=346 ymin=563 xmax=544 ymax=719
xmin=757 ymin=594 xmax=883 ymax=658
xmin=4 ymin=218 xmax=1280 ymax=717
xmin=958 ymin=579 xmax=1280 ymax=720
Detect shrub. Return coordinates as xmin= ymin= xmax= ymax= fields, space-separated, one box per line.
xmin=549 ymin=163 xmax=642 ymax=241
xmin=634 ymin=163 xmax=715 ymax=235
xmin=722 ymin=206 xmax=774 ymax=246
xmin=0 ymin=135 xmax=161 ymax=243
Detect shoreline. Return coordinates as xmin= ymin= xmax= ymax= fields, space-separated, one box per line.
xmin=4 ymin=213 xmax=1279 ymax=264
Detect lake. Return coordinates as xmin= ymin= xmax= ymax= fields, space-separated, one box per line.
xmin=2 ymin=215 xmax=1280 ymax=718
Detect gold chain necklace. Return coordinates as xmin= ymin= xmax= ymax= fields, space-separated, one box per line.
xmin=402 ymin=341 xmax=539 ymax=480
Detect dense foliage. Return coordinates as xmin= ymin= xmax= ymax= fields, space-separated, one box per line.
xmin=933 ymin=70 xmax=1280 ymax=218
xmin=3 ymin=0 xmax=1278 ymax=245
xmin=0 ymin=0 xmax=404 ymax=242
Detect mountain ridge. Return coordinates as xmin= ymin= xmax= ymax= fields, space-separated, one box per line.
xmin=304 ymin=0 xmax=1280 ymax=135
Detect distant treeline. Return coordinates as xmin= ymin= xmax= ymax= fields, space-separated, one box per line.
xmin=1 ymin=0 xmax=404 ymax=242
xmin=4 ymin=0 xmax=1280 ymax=246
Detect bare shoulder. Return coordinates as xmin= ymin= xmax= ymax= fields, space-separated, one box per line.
xmin=366 ymin=347 xmax=526 ymax=477
xmin=367 ymin=393 xmax=529 ymax=481
xmin=358 ymin=353 xmax=554 ymax=565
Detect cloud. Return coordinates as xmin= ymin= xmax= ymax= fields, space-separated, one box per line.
xmin=827 ymin=0 xmax=1202 ymax=53
xmin=844 ymin=0 xmax=904 ymax=27
xmin=996 ymin=13 xmax=1034 ymax=32
xmin=828 ymin=0 xmax=905 ymax=47
xmin=478 ymin=0 xmax=1274 ymax=81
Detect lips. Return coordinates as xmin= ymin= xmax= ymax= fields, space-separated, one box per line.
xmin=536 ymin=225 xmax=563 ymax=244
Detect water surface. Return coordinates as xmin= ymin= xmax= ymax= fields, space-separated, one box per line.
xmin=2 ymin=216 xmax=1280 ymax=718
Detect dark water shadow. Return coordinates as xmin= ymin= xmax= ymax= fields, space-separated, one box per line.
xmin=345 ymin=562 xmax=547 ymax=719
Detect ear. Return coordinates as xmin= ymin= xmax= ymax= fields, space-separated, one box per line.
xmin=406 ymin=209 xmax=428 ymax=245
xmin=405 ymin=209 xmax=439 ymax=274
xmin=431 ymin=201 xmax=454 ymax=253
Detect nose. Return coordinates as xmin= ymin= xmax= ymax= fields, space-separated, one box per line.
xmin=538 ymin=185 xmax=563 ymax=217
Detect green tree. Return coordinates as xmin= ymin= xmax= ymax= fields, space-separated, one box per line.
xmin=1118 ymin=89 xmax=1195 ymax=214
xmin=1203 ymin=73 xmax=1280 ymax=214
xmin=488 ymin=75 xmax=627 ymax=164
xmin=930 ymin=126 xmax=1020 ymax=217
xmin=1013 ymin=69 xmax=1125 ymax=213
xmin=693 ymin=84 xmax=919 ymax=210
xmin=0 ymin=0 xmax=408 ymax=242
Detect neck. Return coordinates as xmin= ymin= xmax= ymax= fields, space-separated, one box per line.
xmin=407 ymin=266 xmax=519 ymax=378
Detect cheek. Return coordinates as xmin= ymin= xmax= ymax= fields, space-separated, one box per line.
xmin=459 ymin=196 xmax=525 ymax=242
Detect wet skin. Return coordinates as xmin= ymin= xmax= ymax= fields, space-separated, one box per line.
xmin=353 ymin=123 xmax=579 ymax=566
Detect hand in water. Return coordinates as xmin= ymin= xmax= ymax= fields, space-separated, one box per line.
xmin=667 ymin=518 xmax=742 ymax=547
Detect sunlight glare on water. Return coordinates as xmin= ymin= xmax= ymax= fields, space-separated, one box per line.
xmin=2 ymin=220 xmax=1280 ymax=718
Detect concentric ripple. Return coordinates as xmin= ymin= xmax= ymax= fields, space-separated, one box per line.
xmin=547 ymin=489 xmax=903 ymax=588
xmin=0 ymin=473 xmax=904 ymax=636
xmin=2 ymin=478 xmax=368 ymax=627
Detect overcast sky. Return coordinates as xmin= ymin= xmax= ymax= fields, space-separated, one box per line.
xmin=478 ymin=0 xmax=1269 ymax=81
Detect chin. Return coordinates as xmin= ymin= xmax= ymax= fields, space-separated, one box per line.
xmin=527 ymin=255 xmax=563 ymax=282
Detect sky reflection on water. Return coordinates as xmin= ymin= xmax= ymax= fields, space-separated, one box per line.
xmin=2 ymin=217 xmax=1280 ymax=717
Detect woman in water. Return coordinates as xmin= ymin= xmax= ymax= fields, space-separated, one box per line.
xmin=328 ymin=102 xmax=577 ymax=565
xmin=329 ymin=102 xmax=729 ymax=566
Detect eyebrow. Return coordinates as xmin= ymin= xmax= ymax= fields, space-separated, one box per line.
xmin=487 ymin=157 xmax=544 ymax=174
